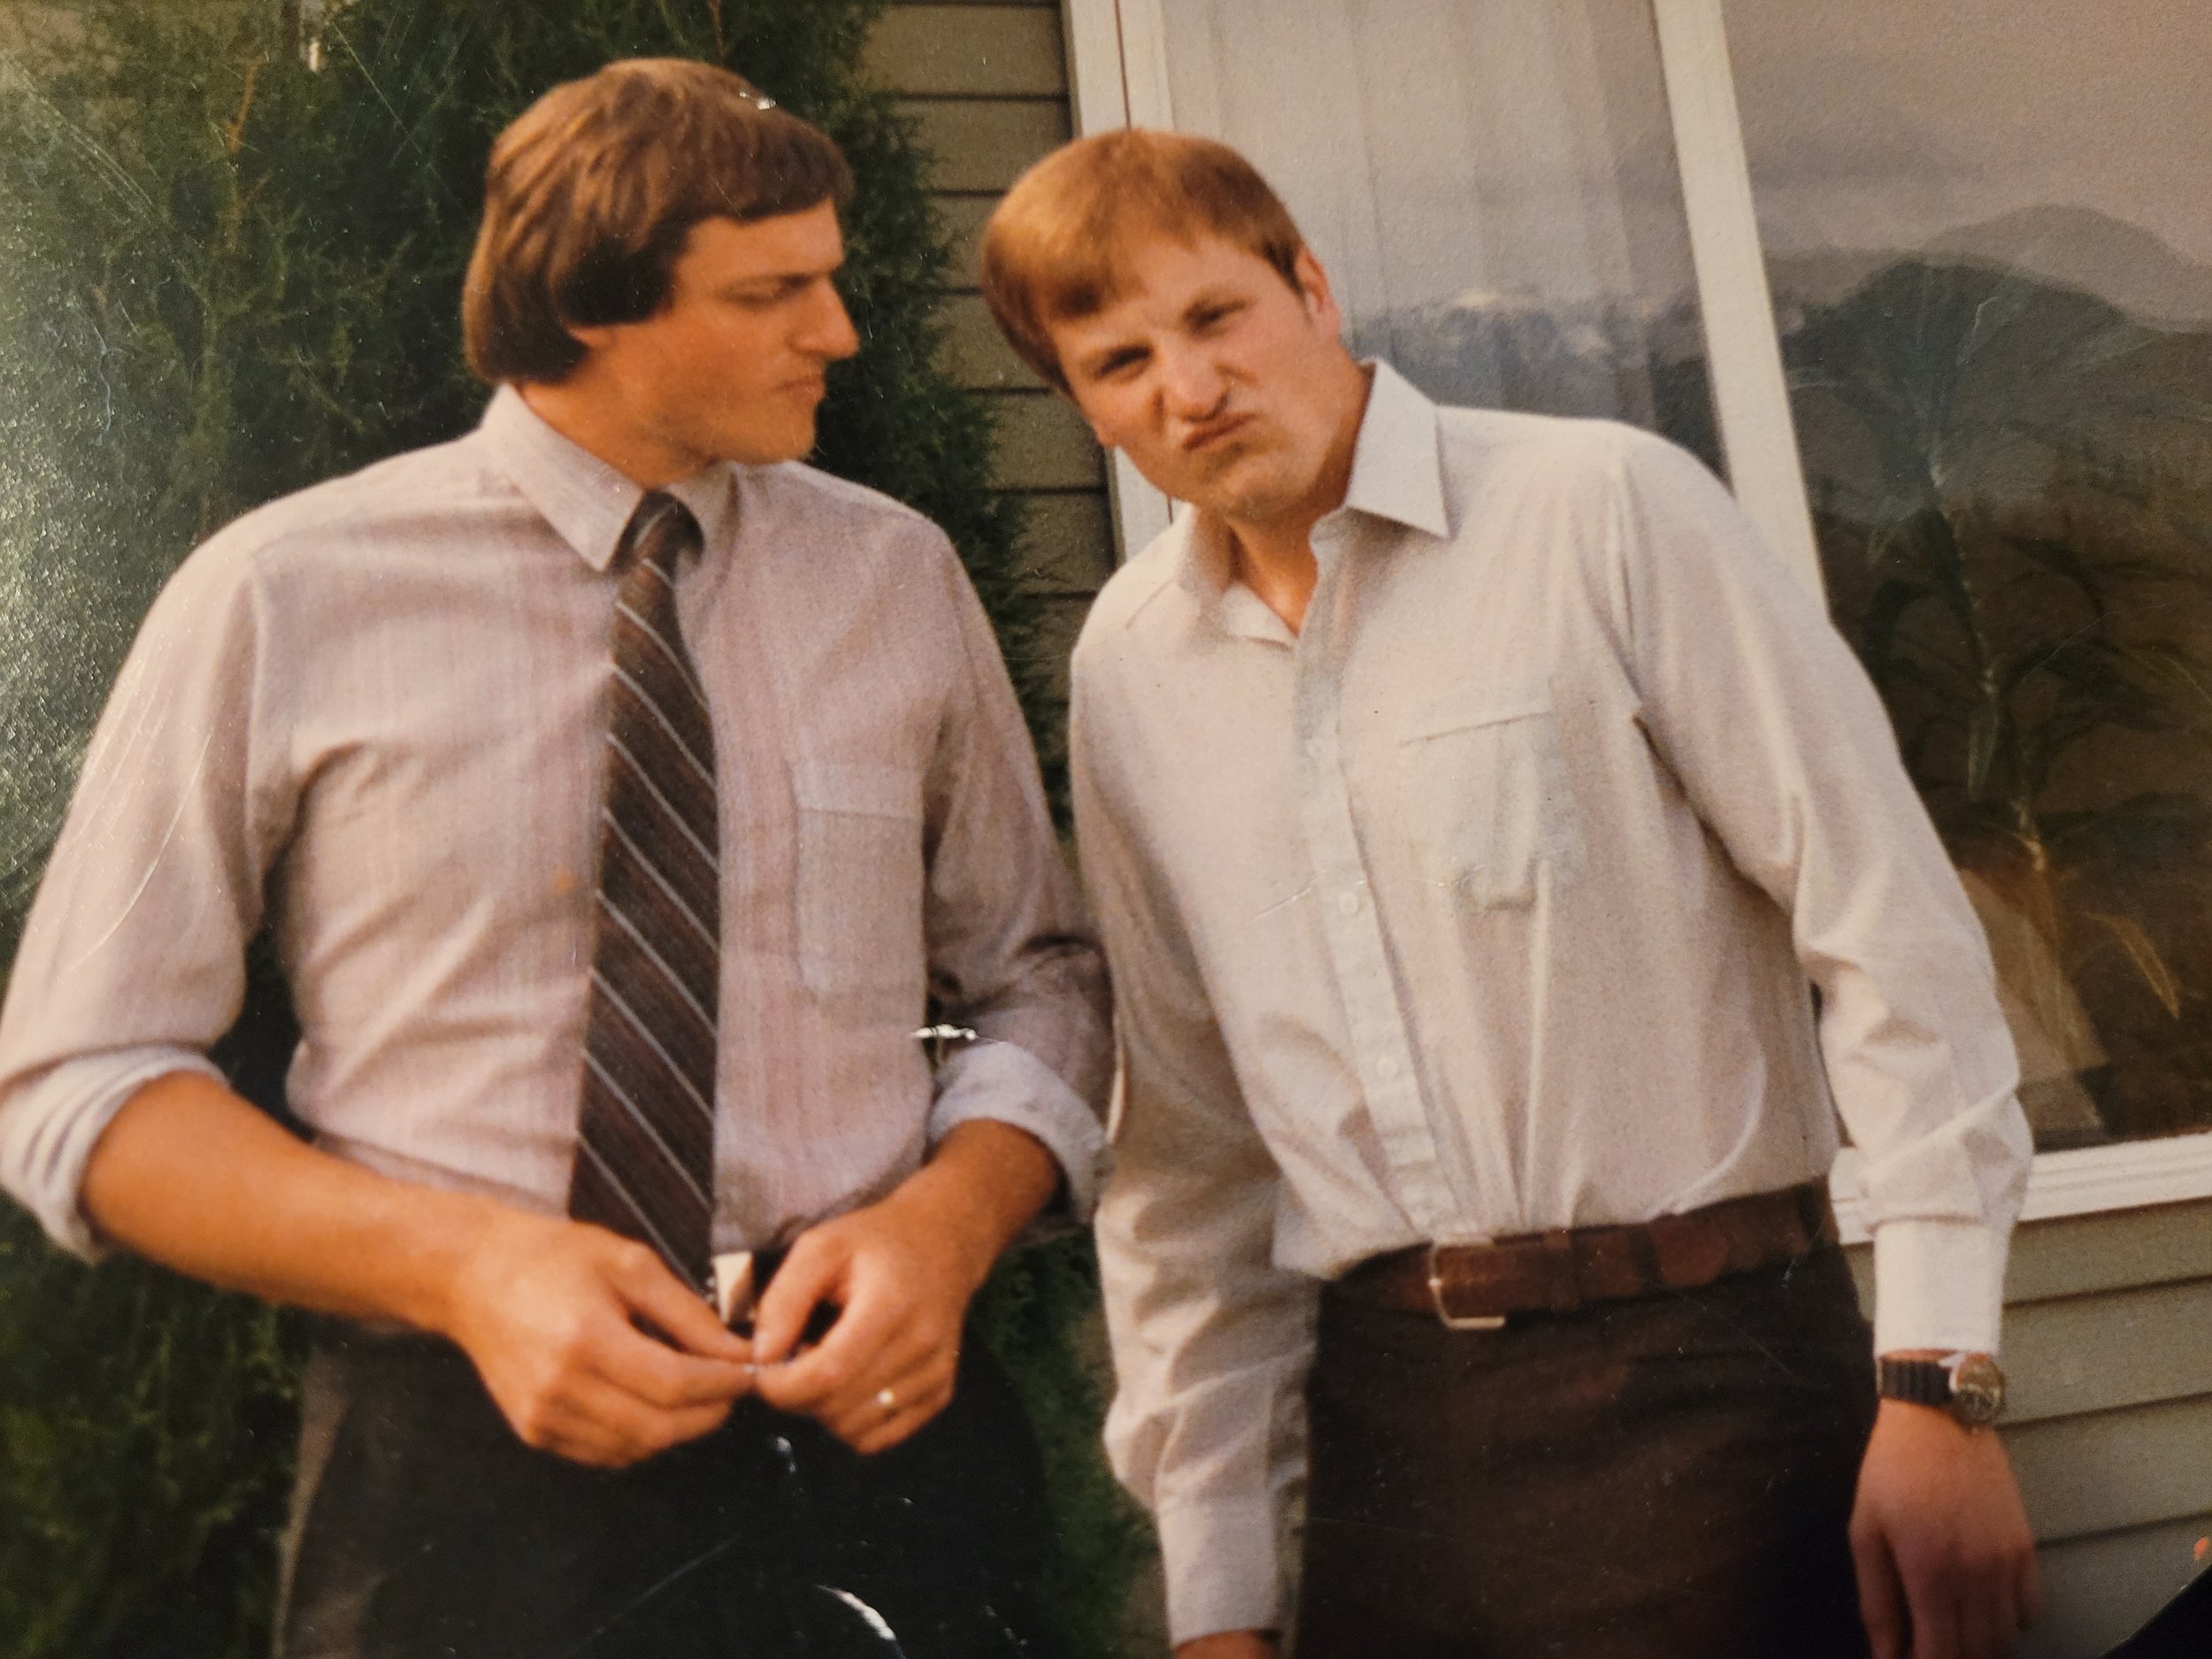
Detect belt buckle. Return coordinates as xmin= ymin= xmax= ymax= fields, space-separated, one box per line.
xmin=1426 ymin=1239 xmax=1507 ymax=1331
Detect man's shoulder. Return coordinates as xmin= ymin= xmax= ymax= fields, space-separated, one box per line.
xmin=187 ymin=431 xmax=500 ymax=587
xmin=1430 ymin=400 xmax=1683 ymax=483
xmin=1071 ymin=525 xmax=1187 ymax=679
xmin=741 ymin=459 xmax=949 ymax=551
xmin=1422 ymin=400 xmax=1727 ymax=561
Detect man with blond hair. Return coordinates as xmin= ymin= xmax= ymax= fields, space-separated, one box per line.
xmin=0 ymin=59 xmax=1107 ymax=1657
xmin=982 ymin=128 xmax=2039 ymax=1659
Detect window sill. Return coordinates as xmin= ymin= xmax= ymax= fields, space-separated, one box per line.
xmin=1831 ymin=1130 xmax=2212 ymax=1245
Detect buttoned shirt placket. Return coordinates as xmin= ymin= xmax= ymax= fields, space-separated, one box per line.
xmin=1289 ymin=514 xmax=1497 ymax=1239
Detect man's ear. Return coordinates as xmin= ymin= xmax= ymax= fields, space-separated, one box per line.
xmin=1293 ymin=246 xmax=1345 ymax=338
xmin=1053 ymin=372 xmax=1118 ymax=450
xmin=562 ymin=318 xmax=619 ymax=358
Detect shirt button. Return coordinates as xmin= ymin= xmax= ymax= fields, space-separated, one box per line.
xmin=1305 ymin=736 xmax=1326 ymax=759
xmin=1377 ymin=1056 xmax=1402 ymax=1081
xmin=1337 ymin=891 xmax=1362 ymax=916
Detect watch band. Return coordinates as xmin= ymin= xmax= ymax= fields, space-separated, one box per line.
xmin=1876 ymin=1356 xmax=1955 ymax=1408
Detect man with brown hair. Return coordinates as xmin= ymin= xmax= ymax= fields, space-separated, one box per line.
xmin=0 ymin=59 xmax=1107 ymax=1658
xmin=982 ymin=129 xmax=2039 ymax=1659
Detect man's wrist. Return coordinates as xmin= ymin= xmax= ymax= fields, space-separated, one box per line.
xmin=409 ymin=1189 xmax=552 ymax=1342
xmin=893 ymin=1119 xmax=1058 ymax=1290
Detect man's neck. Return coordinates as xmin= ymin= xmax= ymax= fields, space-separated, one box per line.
xmin=1214 ymin=362 xmax=1371 ymax=635
xmin=1219 ymin=519 xmax=1323 ymax=634
xmin=518 ymin=377 xmax=698 ymax=492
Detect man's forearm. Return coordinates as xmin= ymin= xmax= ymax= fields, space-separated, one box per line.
xmin=81 ymin=1070 xmax=508 ymax=1335
xmin=891 ymin=1117 xmax=1062 ymax=1290
xmin=83 ymin=1071 xmax=758 ymax=1467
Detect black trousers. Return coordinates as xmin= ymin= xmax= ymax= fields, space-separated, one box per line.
xmin=277 ymin=1325 xmax=1066 ymax=1659
xmin=1295 ymin=1247 xmax=1878 ymax=1659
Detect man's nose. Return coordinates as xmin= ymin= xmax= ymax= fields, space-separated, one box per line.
xmin=803 ymin=280 xmax=862 ymax=361
xmin=1157 ymin=342 xmax=1227 ymax=419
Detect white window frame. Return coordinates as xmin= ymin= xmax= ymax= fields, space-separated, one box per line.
xmin=1060 ymin=0 xmax=2212 ymax=1229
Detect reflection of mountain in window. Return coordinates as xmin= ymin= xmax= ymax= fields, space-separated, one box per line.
xmin=1724 ymin=0 xmax=2212 ymax=1149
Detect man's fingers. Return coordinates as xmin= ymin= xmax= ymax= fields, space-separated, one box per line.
xmin=841 ymin=1367 xmax=957 ymax=1455
xmin=1971 ymin=1565 xmax=2018 ymax=1659
xmin=1967 ymin=1541 xmax=2039 ymax=1659
xmin=755 ymin=1268 xmax=915 ymax=1412
xmin=2016 ymin=1548 xmax=2044 ymax=1628
xmin=1901 ymin=1561 xmax=1962 ymax=1659
xmin=753 ymin=1310 xmax=912 ymax=1417
xmin=1949 ymin=1564 xmax=2001 ymax=1659
xmin=603 ymin=1239 xmax=750 ymax=1361
xmin=502 ymin=1363 xmax=735 ymax=1466
xmin=813 ymin=1341 xmax=956 ymax=1448
xmin=1851 ymin=1517 xmax=1907 ymax=1659
xmin=749 ymin=1236 xmax=847 ymax=1364
xmin=592 ymin=1313 xmax=754 ymax=1410
xmin=827 ymin=1358 xmax=956 ymax=1454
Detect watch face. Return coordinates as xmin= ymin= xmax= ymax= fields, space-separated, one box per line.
xmin=1951 ymin=1354 xmax=2007 ymax=1427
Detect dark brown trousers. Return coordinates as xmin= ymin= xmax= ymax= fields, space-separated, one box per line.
xmin=276 ymin=1325 xmax=1065 ymax=1659
xmin=1295 ymin=1247 xmax=1878 ymax=1659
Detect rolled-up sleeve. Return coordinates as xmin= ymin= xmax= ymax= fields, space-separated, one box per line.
xmin=1605 ymin=431 xmax=2032 ymax=1355
xmin=0 ymin=541 xmax=291 ymax=1256
xmin=918 ymin=542 xmax=1112 ymax=1216
xmin=1074 ymin=646 xmax=1318 ymax=1645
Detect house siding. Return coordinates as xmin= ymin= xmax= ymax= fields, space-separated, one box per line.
xmin=866 ymin=1 xmax=1115 ymax=710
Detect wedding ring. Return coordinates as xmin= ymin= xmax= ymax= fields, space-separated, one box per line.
xmin=876 ymin=1386 xmax=898 ymax=1412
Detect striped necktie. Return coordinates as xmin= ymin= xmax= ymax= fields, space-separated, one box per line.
xmin=567 ymin=492 xmax=720 ymax=1296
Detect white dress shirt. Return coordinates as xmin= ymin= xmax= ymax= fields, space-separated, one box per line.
xmin=0 ymin=387 xmax=1110 ymax=1259
xmin=1071 ymin=363 xmax=2032 ymax=1640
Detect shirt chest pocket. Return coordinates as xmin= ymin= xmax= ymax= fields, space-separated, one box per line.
xmin=791 ymin=760 xmax=926 ymax=1024
xmin=1398 ymin=681 xmax=1580 ymax=908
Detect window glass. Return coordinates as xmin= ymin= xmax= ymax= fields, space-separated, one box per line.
xmin=1725 ymin=0 xmax=2212 ymax=1148
xmin=1158 ymin=0 xmax=1720 ymax=470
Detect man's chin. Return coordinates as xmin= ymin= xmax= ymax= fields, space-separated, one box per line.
xmin=1201 ymin=472 xmax=1304 ymax=527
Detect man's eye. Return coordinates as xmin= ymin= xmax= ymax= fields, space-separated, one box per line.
xmin=729 ymin=280 xmax=806 ymax=307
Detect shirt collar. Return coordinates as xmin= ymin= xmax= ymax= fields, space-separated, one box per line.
xmin=1337 ymin=359 xmax=1450 ymax=541
xmin=479 ymin=384 xmax=738 ymax=572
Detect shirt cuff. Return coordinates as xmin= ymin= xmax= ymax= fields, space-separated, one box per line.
xmin=926 ymin=1036 xmax=1107 ymax=1221
xmin=1870 ymin=1215 xmax=2010 ymax=1356
xmin=1156 ymin=1496 xmax=1286 ymax=1646
xmin=0 ymin=1048 xmax=229 ymax=1260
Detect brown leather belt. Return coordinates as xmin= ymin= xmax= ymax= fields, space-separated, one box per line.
xmin=1331 ymin=1180 xmax=1839 ymax=1330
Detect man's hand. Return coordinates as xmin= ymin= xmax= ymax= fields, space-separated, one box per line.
xmin=746 ymin=1188 xmax=987 ymax=1453
xmin=441 ymin=1210 xmax=756 ymax=1468
xmin=749 ymin=1119 xmax=1059 ymax=1454
xmin=80 ymin=1072 xmax=754 ymax=1470
xmin=1850 ymin=1397 xmax=2042 ymax=1659
xmin=1174 ymin=1632 xmax=1280 ymax=1659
